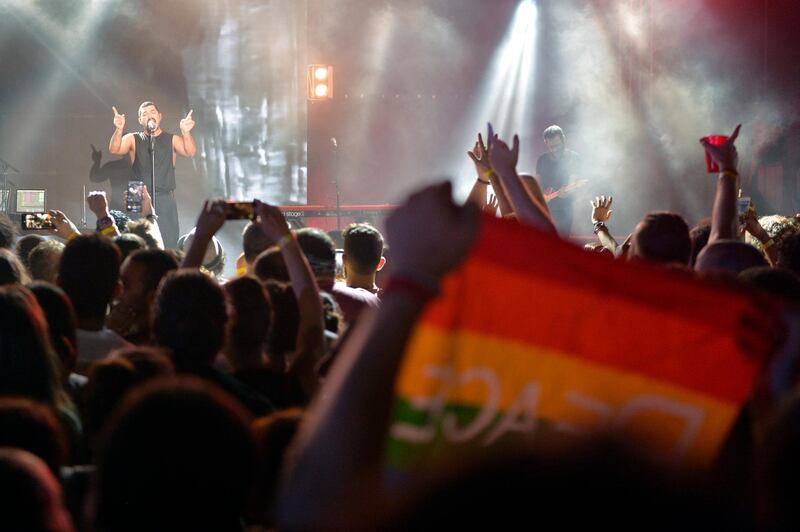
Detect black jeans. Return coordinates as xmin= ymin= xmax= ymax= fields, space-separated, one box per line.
xmin=155 ymin=190 xmax=179 ymax=248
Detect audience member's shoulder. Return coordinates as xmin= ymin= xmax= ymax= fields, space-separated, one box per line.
xmin=333 ymin=282 xmax=380 ymax=306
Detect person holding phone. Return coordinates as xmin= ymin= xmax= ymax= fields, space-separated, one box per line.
xmin=108 ymin=101 xmax=196 ymax=247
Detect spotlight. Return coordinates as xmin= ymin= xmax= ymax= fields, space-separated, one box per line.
xmin=308 ymin=64 xmax=333 ymax=100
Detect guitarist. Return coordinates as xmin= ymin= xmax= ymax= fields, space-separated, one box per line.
xmin=535 ymin=125 xmax=583 ymax=234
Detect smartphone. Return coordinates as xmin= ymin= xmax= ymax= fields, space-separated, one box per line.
xmin=224 ymin=201 xmax=255 ymax=220
xmin=127 ymin=181 xmax=144 ymax=213
xmin=21 ymin=213 xmax=54 ymax=231
xmin=737 ymin=196 xmax=752 ymax=218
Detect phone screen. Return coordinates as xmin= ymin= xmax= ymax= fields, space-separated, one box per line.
xmin=21 ymin=213 xmax=54 ymax=231
xmin=224 ymin=201 xmax=255 ymax=220
xmin=737 ymin=197 xmax=752 ymax=218
xmin=127 ymin=181 xmax=144 ymax=213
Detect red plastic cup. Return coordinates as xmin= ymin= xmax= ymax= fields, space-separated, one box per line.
xmin=701 ymin=135 xmax=728 ymax=173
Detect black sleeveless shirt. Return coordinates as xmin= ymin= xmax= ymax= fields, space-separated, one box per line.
xmin=132 ymin=132 xmax=176 ymax=192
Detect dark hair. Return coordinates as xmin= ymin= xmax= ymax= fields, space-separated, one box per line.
xmin=28 ymin=240 xmax=64 ymax=283
xmin=224 ymin=276 xmax=272 ymax=366
xmin=695 ymin=240 xmax=769 ymax=275
xmin=28 ymin=282 xmax=78 ymax=376
xmin=113 ymin=233 xmax=147 ymax=259
xmin=15 ymin=234 xmax=46 ymax=267
xmin=95 ymin=378 xmax=256 ymax=532
xmin=543 ymin=125 xmax=565 ymax=141
xmin=125 ymin=249 xmax=179 ymax=294
xmin=253 ymin=248 xmax=289 ymax=283
xmin=0 ymin=248 xmax=29 ymax=285
xmin=0 ymin=213 xmax=17 ymax=249
xmin=0 ymin=286 xmax=63 ymax=407
xmin=296 ymin=228 xmax=335 ymax=279
xmin=265 ymin=281 xmax=299 ymax=357
xmin=243 ymin=222 xmax=276 ymax=264
xmin=0 ymin=398 xmax=67 ymax=474
xmin=778 ymin=232 xmax=800 ymax=277
xmin=58 ymin=234 xmax=121 ymax=320
xmin=689 ymin=220 xmax=712 ymax=267
xmin=137 ymin=101 xmax=159 ymax=116
xmin=0 ymin=448 xmax=73 ymax=532
xmin=738 ymin=267 xmax=800 ymax=305
xmin=108 ymin=210 xmax=131 ymax=233
xmin=124 ymin=220 xmax=160 ymax=250
xmin=250 ymin=409 xmax=303 ymax=527
xmin=153 ymin=270 xmax=227 ymax=365
xmin=633 ymin=212 xmax=691 ymax=265
xmin=343 ymin=223 xmax=384 ymax=275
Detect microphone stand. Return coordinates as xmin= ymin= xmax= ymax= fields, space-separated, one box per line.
xmin=149 ymin=128 xmax=157 ymax=211
xmin=331 ymin=138 xmax=341 ymax=231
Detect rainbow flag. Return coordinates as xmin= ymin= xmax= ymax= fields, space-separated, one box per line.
xmin=387 ymin=215 xmax=773 ymax=469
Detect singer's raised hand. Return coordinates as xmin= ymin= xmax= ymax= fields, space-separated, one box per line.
xmin=180 ymin=109 xmax=195 ymax=134
xmin=112 ymin=106 xmax=125 ymax=130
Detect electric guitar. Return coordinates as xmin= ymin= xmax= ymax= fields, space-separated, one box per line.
xmin=543 ymin=179 xmax=589 ymax=203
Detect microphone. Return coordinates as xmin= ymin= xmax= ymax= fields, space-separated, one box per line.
xmin=147 ymin=119 xmax=156 ymax=132
xmin=330 ymin=137 xmax=338 ymax=149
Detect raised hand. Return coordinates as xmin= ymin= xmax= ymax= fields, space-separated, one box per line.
xmin=179 ymin=109 xmax=195 ymax=135
xmin=467 ymin=133 xmax=492 ymax=176
xmin=87 ymin=191 xmax=110 ymax=219
xmin=387 ymin=182 xmax=479 ymax=280
xmin=48 ymin=210 xmax=79 ymax=237
xmin=253 ymin=200 xmax=291 ymax=242
xmin=487 ymin=123 xmax=519 ymax=175
xmin=591 ymin=195 xmax=613 ymax=223
xmin=112 ymin=106 xmax=125 ymax=131
xmin=483 ymin=194 xmax=499 ymax=216
xmin=193 ymin=199 xmax=226 ymax=239
xmin=700 ymin=124 xmax=741 ymax=172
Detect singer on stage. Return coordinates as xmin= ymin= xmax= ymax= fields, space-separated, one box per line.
xmin=108 ymin=101 xmax=196 ymax=247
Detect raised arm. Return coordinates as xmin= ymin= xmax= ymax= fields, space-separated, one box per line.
xmin=488 ymin=125 xmax=558 ymax=234
xmin=87 ymin=191 xmax=121 ymax=238
xmin=108 ymin=106 xmax=134 ymax=156
xmin=140 ymin=185 xmax=165 ymax=250
xmin=466 ymin=133 xmax=514 ymax=216
xmin=702 ymin=125 xmax=741 ymax=243
xmin=277 ymin=183 xmax=480 ymax=530
xmin=181 ymin=200 xmax=226 ymax=269
xmin=590 ymin=195 xmax=619 ymax=254
xmin=253 ymin=200 xmax=324 ymax=396
xmin=172 ymin=109 xmax=197 ymax=157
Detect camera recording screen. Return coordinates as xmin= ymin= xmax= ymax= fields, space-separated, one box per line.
xmin=16 ymin=189 xmax=46 ymax=213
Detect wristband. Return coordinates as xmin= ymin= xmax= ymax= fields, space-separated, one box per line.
xmin=477 ymin=178 xmax=490 ymax=185
xmin=277 ymin=231 xmax=296 ymax=249
xmin=593 ymin=221 xmax=607 ymax=235
xmin=483 ymin=169 xmax=496 ymax=179
xmin=384 ymin=273 xmax=441 ymax=301
xmin=720 ymin=170 xmax=738 ymax=179
xmin=763 ymin=238 xmax=775 ymax=249
xmin=100 ymin=225 xmax=117 ymax=236
xmin=96 ymin=215 xmax=114 ymax=231
xmin=67 ymin=230 xmax=80 ymax=241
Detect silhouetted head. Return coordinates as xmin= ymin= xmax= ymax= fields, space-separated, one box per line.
xmin=95 ymin=378 xmax=256 ymax=532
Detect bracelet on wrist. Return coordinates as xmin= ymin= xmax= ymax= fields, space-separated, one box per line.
xmin=477 ymin=178 xmax=490 ymax=185
xmin=720 ymin=169 xmax=738 ymax=179
xmin=277 ymin=231 xmax=296 ymax=249
xmin=592 ymin=221 xmax=607 ymax=235
xmin=67 ymin=230 xmax=80 ymax=241
xmin=762 ymin=238 xmax=776 ymax=249
xmin=96 ymin=216 xmax=114 ymax=231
